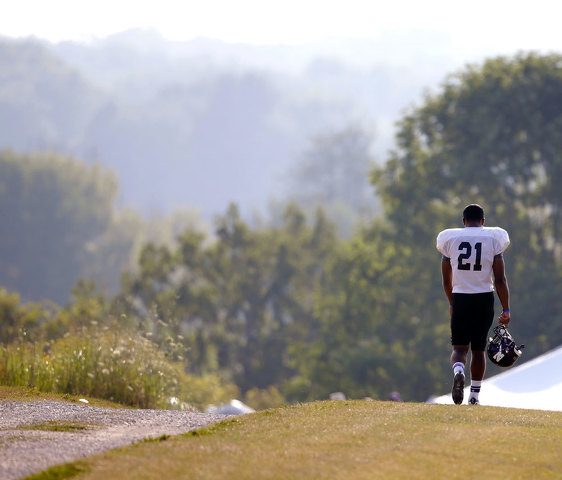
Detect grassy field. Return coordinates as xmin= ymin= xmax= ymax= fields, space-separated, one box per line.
xmin=26 ymin=400 xmax=562 ymax=480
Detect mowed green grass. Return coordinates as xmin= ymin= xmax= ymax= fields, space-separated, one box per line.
xmin=44 ymin=400 xmax=561 ymax=480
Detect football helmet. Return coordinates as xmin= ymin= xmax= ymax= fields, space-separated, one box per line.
xmin=487 ymin=325 xmax=524 ymax=367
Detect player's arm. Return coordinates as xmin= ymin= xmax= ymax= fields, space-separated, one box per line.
xmin=441 ymin=256 xmax=453 ymax=314
xmin=492 ymin=254 xmax=510 ymax=325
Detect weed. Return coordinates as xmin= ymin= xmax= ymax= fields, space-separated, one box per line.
xmin=138 ymin=434 xmax=170 ymax=443
xmin=0 ymin=331 xmax=185 ymax=409
xmin=0 ymin=330 xmax=236 ymax=409
xmin=21 ymin=461 xmax=88 ymax=480
xmin=183 ymin=417 xmax=241 ymax=437
xmin=18 ymin=421 xmax=95 ymax=432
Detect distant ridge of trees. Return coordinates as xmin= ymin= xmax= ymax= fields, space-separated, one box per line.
xmin=0 ymin=32 xmax=449 ymax=217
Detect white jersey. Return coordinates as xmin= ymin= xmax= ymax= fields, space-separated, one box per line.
xmin=436 ymin=226 xmax=510 ymax=294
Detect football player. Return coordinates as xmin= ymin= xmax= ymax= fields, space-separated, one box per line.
xmin=436 ymin=204 xmax=511 ymax=405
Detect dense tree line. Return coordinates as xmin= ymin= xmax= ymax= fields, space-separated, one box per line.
xmin=1 ymin=52 xmax=561 ymax=405
xmin=0 ymin=151 xmax=118 ymax=303
xmin=0 ymin=150 xmax=208 ymax=303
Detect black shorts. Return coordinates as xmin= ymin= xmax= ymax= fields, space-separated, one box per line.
xmin=451 ymin=292 xmax=494 ymax=351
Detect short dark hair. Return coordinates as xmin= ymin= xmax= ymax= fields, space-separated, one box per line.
xmin=463 ymin=204 xmax=484 ymax=221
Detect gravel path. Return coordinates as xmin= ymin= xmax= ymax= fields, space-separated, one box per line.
xmin=0 ymin=401 xmax=228 ymax=480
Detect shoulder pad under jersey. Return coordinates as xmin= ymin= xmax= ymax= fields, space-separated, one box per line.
xmin=436 ymin=228 xmax=462 ymax=256
xmin=484 ymin=227 xmax=510 ymax=254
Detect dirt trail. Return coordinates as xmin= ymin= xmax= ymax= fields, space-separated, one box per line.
xmin=0 ymin=401 xmax=226 ymax=480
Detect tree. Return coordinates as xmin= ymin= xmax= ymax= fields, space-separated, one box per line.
xmin=297 ymin=53 xmax=562 ymax=402
xmin=0 ymin=151 xmax=118 ymax=303
xmin=288 ymin=125 xmax=379 ymax=236
xmin=370 ymin=52 xmax=562 ymax=376
xmin=0 ymin=39 xmax=105 ymax=151
xmin=292 ymin=219 xmax=449 ymax=402
xmin=117 ymin=203 xmax=339 ymax=393
xmin=0 ymin=288 xmax=57 ymax=344
xmin=290 ymin=125 xmax=374 ymax=208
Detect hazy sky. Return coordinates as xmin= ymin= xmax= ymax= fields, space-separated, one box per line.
xmin=2 ymin=0 xmax=562 ymax=54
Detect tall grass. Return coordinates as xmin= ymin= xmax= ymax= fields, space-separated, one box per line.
xmin=0 ymin=329 xmax=234 ymax=409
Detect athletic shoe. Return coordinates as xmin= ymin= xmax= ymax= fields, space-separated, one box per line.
xmin=468 ymin=397 xmax=479 ymax=405
xmin=452 ymin=371 xmax=465 ymax=405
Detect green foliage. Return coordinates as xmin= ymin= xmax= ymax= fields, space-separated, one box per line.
xmin=0 ymin=150 xmax=205 ymax=304
xmin=0 ymin=280 xmax=118 ymax=344
xmin=19 ymin=421 xmax=93 ymax=432
xmin=0 ymin=288 xmax=57 ymax=344
xmin=0 ymin=151 xmax=118 ymax=303
xmin=372 ymin=52 xmax=562 ymax=350
xmin=286 ymin=53 xmax=562 ymax=402
xmin=0 ymin=278 xmax=235 ymax=410
xmin=117 ymin=203 xmax=338 ymax=394
xmin=243 ymin=385 xmax=285 ymax=410
xmin=178 ymin=373 xmax=239 ymax=410
xmin=0 ymin=328 xmax=232 ymax=409
xmin=363 ymin=52 xmax=562 ymax=394
xmin=49 ymin=280 xmax=112 ymax=336
xmin=3 ymin=52 xmax=562 ymax=409
xmin=21 ymin=461 xmax=88 ymax=480
xmin=292 ymin=223 xmax=448 ymax=401
xmin=183 ymin=418 xmax=242 ymax=438
xmin=373 ymin=53 xmax=562 ymax=242
xmin=138 ymin=434 xmax=170 ymax=443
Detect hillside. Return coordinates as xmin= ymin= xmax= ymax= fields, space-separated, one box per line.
xmin=0 ymin=30 xmax=460 ymax=217
xmin=29 ymin=400 xmax=562 ymax=480
xmin=0 ymin=38 xmax=106 ymax=152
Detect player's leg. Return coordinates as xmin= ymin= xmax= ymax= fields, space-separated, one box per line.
xmin=451 ymin=346 xmax=468 ymax=404
xmin=469 ymin=350 xmax=486 ymax=380
xmin=450 ymin=346 xmax=468 ymax=367
xmin=468 ymin=292 xmax=495 ymax=405
xmin=450 ymin=294 xmax=470 ymax=404
xmin=467 ymin=350 xmax=485 ymax=405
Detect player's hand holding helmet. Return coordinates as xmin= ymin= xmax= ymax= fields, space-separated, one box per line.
xmin=487 ymin=325 xmax=524 ymax=367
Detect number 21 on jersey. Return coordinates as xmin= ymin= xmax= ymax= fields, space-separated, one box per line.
xmin=457 ymin=242 xmax=482 ymax=271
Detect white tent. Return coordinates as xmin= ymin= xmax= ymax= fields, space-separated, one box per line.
xmin=206 ymin=399 xmax=255 ymax=415
xmin=429 ymin=345 xmax=562 ymax=411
